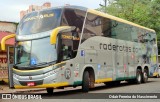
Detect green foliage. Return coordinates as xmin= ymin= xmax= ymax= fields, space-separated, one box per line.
xmin=97 ymin=0 xmax=160 ymax=54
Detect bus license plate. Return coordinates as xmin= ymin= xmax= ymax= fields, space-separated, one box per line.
xmin=27 ymin=82 xmax=35 ymax=86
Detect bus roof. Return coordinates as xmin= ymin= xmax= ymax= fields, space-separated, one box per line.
xmin=65 ymin=6 xmax=155 ymax=32
xmin=24 ymin=5 xmax=155 ymax=32
xmin=87 ymin=9 xmax=155 ymax=32
xmin=23 ymin=5 xmax=88 ymax=18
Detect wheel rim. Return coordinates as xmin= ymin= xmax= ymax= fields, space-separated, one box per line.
xmin=138 ymin=73 xmax=141 ymax=82
xmin=144 ymin=72 xmax=147 ymax=79
xmin=88 ymin=77 xmax=91 ymax=88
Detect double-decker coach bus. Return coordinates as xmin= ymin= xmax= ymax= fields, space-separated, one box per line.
xmin=1 ymin=5 xmax=158 ymax=94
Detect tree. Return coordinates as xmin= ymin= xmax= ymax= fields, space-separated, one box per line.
xmin=99 ymin=0 xmax=151 ymax=24
xmin=97 ymin=0 xmax=160 ymax=54
xmin=148 ymin=0 xmax=160 ymax=53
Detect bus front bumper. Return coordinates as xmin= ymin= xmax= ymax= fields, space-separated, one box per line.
xmin=14 ymin=82 xmax=69 ymax=89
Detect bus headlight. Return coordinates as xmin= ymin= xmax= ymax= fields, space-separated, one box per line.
xmin=13 ymin=74 xmax=20 ymax=79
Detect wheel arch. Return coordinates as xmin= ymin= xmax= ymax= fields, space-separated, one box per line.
xmin=81 ymin=65 xmax=95 ymax=82
xmin=137 ymin=66 xmax=142 ymax=72
xmin=143 ymin=66 xmax=149 ymax=76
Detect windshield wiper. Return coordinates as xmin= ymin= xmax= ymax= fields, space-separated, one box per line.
xmin=14 ymin=61 xmax=30 ymax=68
xmin=14 ymin=61 xmax=56 ymax=70
xmin=46 ymin=60 xmax=56 ymax=65
xmin=15 ymin=61 xmax=30 ymax=65
xmin=32 ymin=62 xmax=47 ymax=66
xmin=31 ymin=61 xmax=56 ymax=67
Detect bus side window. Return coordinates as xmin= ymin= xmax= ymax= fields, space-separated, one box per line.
xmin=61 ymin=8 xmax=85 ymax=59
xmin=101 ymin=18 xmax=112 ymax=37
xmin=72 ymin=28 xmax=80 ymax=57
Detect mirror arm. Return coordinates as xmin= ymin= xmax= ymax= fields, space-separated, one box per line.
xmin=1 ymin=34 xmax=16 ymax=51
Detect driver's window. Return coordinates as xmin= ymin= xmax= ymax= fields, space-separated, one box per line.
xmin=61 ymin=32 xmax=73 ymax=61
xmin=60 ymin=31 xmax=80 ymax=61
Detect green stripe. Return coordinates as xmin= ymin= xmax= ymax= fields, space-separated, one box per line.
xmin=73 ymin=81 xmax=82 ymax=85
xmin=116 ymin=76 xmax=136 ymax=81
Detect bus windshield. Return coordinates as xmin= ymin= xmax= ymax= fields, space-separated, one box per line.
xmin=15 ymin=37 xmax=57 ymax=69
xmin=18 ymin=8 xmax=62 ymax=35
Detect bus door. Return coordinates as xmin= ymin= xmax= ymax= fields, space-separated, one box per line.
xmin=7 ymin=46 xmax=15 ymax=88
xmin=116 ymin=40 xmax=125 ymax=80
xmin=129 ymin=42 xmax=135 ymax=78
xmin=58 ymin=31 xmax=80 ymax=82
xmin=123 ymin=41 xmax=129 ymax=78
xmin=124 ymin=41 xmax=134 ymax=78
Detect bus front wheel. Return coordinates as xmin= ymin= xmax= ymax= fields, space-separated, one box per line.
xmin=82 ymin=71 xmax=90 ymax=92
xmin=46 ymin=88 xmax=54 ymax=94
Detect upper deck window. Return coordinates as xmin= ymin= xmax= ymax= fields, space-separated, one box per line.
xmin=17 ymin=8 xmax=62 ymax=35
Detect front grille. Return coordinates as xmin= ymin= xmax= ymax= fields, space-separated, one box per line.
xmin=19 ymin=80 xmax=43 ymax=86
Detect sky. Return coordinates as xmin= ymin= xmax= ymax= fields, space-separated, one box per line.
xmin=0 ymin=0 xmax=104 ymax=22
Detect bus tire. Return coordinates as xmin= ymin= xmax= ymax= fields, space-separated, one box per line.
xmin=82 ymin=71 xmax=90 ymax=92
xmin=136 ymin=69 xmax=142 ymax=84
xmin=142 ymin=69 xmax=148 ymax=83
xmin=46 ymin=88 xmax=54 ymax=94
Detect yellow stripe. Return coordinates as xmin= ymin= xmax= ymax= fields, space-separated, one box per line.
xmin=13 ymin=61 xmax=66 ymax=73
xmin=50 ymin=26 xmax=72 ymax=44
xmin=1 ymin=34 xmax=16 ymax=50
xmin=95 ymin=78 xmax=112 ymax=83
xmin=87 ymin=9 xmax=155 ymax=32
xmin=2 ymin=79 xmax=8 ymax=83
xmin=14 ymin=82 xmax=69 ymax=89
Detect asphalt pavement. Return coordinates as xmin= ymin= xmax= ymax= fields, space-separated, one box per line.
xmin=0 ymin=78 xmax=160 ymax=102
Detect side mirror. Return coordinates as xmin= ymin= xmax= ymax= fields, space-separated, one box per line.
xmin=1 ymin=34 xmax=16 ymax=50
xmin=50 ymin=26 xmax=75 ymax=45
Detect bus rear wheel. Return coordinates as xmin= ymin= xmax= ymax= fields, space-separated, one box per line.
xmin=46 ymin=88 xmax=54 ymax=94
xmin=82 ymin=71 xmax=90 ymax=92
xmin=142 ymin=69 xmax=148 ymax=83
xmin=136 ymin=69 xmax=142 ymax=84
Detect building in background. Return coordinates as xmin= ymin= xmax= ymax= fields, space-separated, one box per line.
xmin=0 ymin=21 xmax=17 ymax=83
xmin=20 ymin=2 xmax=51 ymax=19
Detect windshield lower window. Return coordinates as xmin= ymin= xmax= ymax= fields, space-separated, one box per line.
xmin=16 ymin=37 xmax=57 ymax=68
